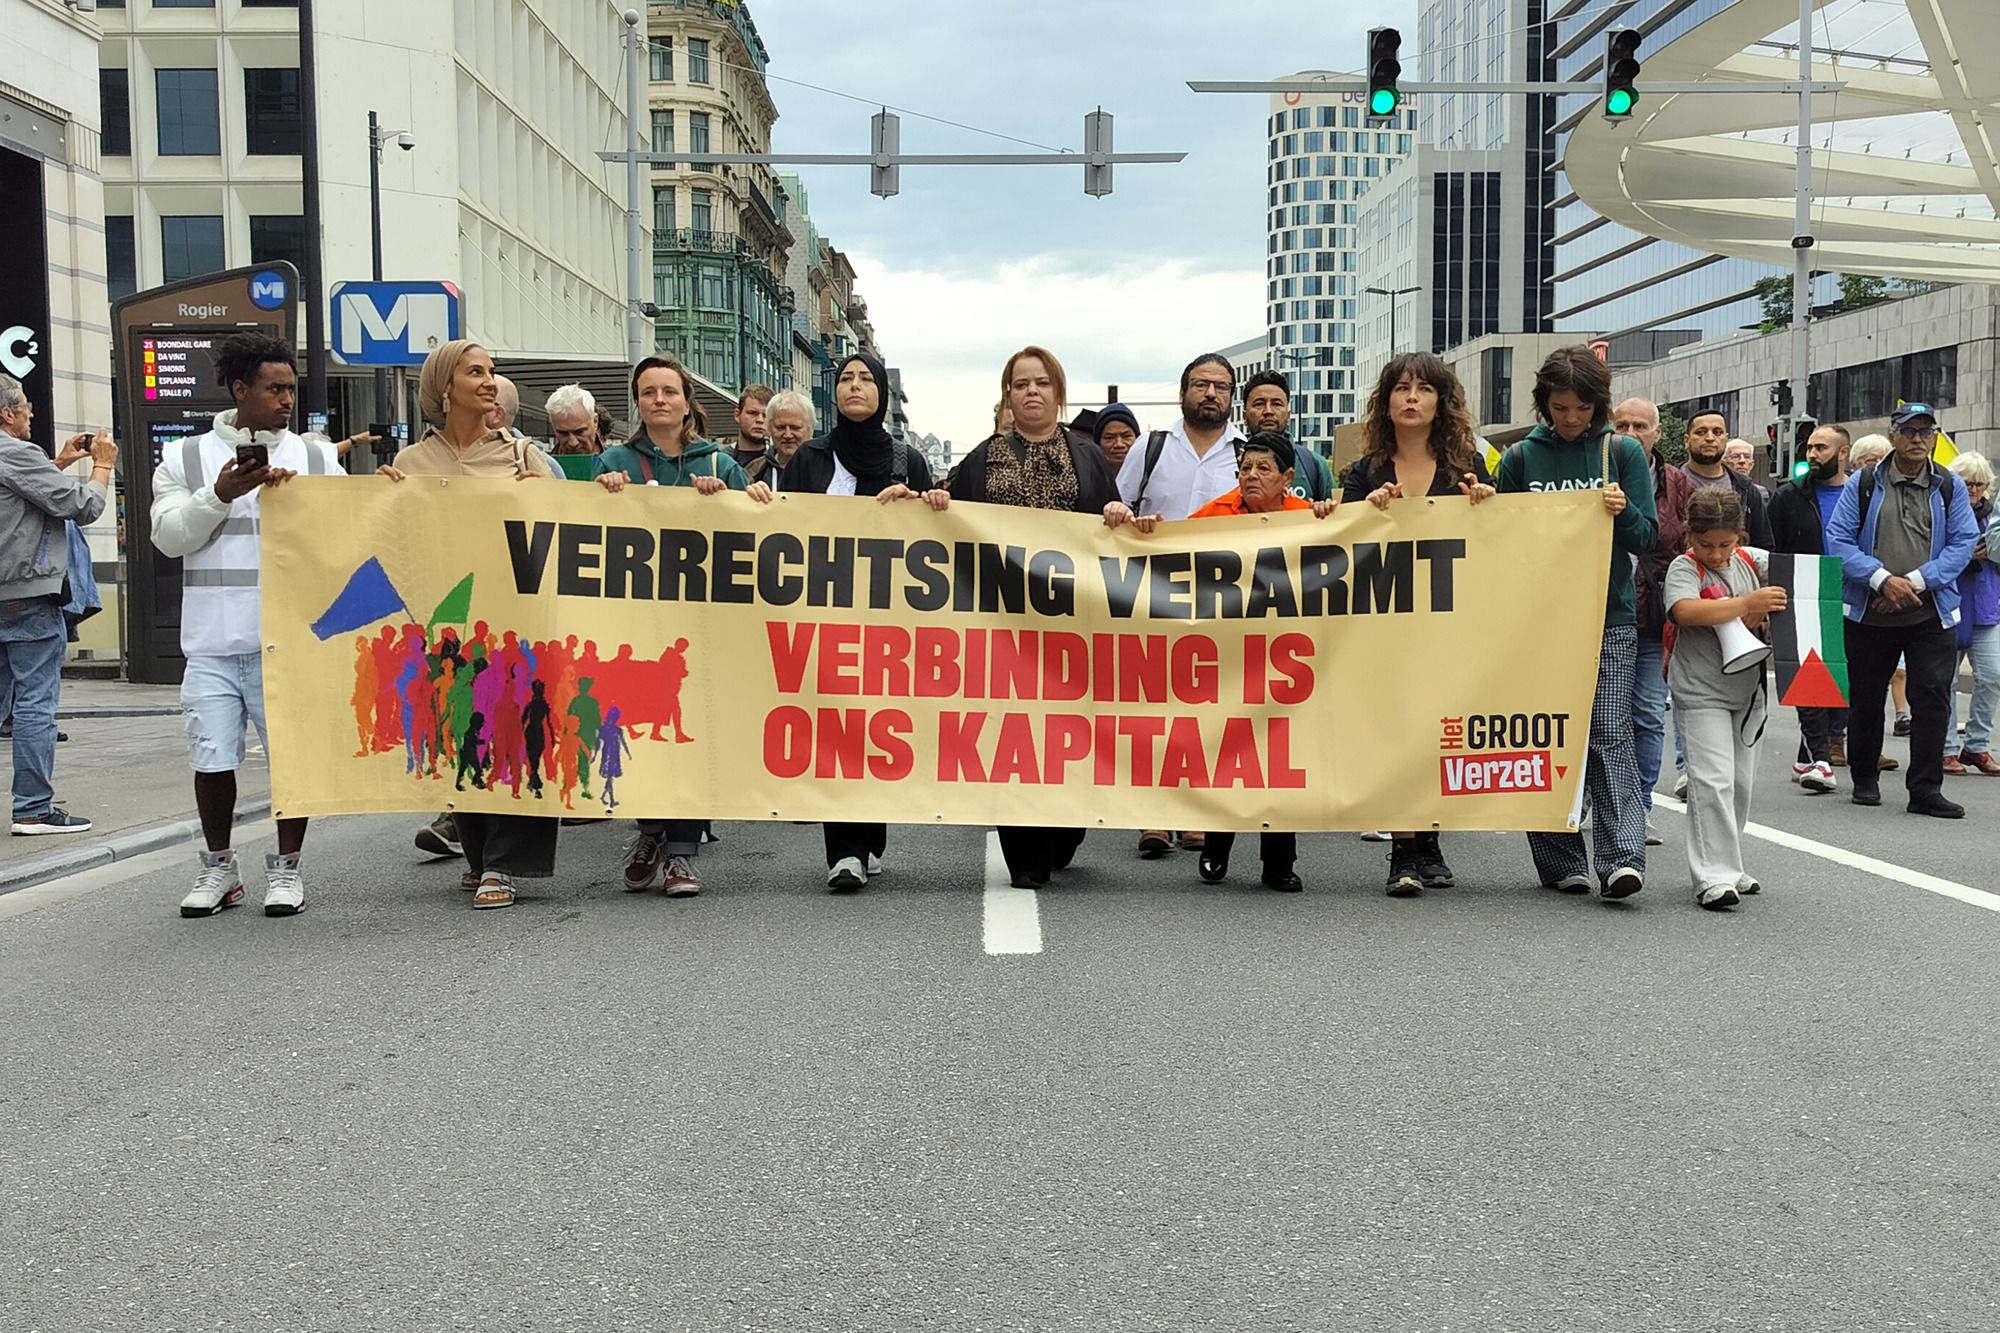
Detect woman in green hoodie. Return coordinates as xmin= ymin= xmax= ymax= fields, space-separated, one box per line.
xmin=591 ymin=355 xmax=746 ymax=898
xmin=1495 ymin=346 xmax=1658 ymax=899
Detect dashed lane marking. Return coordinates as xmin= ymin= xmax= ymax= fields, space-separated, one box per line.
xmin=981 ymin=830 xmax=1042 ymax=955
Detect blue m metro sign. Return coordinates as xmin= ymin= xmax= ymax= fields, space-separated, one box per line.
xmin=329 ymin=281 xmax=463 ymax=366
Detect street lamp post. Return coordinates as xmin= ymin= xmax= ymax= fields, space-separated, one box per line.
xmin=368 ymin=110 xmax=413 ymax=430
xmin=1363 ymin=284 xmax=1422 ymax=355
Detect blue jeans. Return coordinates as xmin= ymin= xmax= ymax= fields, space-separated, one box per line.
xmin=1948 ymin=623 xmax=2000 ymax=756
xmin=1630 ymin=629 xmax=1668 ymax=809
xmin=0 ymin=598 xmax=67 ymax=821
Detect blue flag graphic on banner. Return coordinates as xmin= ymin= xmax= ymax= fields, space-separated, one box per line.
xmin=309 ymin=557 xmax=410 ymax=640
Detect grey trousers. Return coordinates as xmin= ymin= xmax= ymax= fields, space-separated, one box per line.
xmin=1680 ymin=706 xmax=1758 ymax=893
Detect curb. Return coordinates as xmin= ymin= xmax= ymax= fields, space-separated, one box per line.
xmin=0 ymin=800 xmax=273 ymax=898
xmin=56 ymin=708 xmax=184 ymax=720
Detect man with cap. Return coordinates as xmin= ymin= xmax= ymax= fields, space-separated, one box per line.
xmin=1240 ymin=370 xmax=1333 ymax=502
xmin=1825 ymin=403 xmax=1980 ymax=817
xmin=1093 ymin=403 xmax=1140 ymax=473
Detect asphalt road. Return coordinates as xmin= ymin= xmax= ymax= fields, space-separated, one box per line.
xmin=3 ymin=709 xmax=1997 ymax=1332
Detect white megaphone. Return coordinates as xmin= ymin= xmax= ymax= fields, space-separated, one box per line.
xmin=1718 ymin=617 xmax=1772 ymax=674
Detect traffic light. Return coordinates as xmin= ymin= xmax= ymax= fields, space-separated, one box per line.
xmin=1603 ymin=28 xmax=1642 ymax=120
xmin=1774 ymin=418 xmax=1819 ymax=478
xmin=1366 ymin=28 xmax=1402 ymax=119
xmin=870 ymin=110 xmax=899 ymax=198
xmin=1771 ymin=379 xmax=1793 ymax=417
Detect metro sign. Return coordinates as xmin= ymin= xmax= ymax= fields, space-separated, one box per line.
xmin=330 ymin=281 xmax=462 ymax=366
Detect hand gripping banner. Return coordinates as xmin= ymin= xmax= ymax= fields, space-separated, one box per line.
xmin=260 ymin=479 xmax=1612 ymax=832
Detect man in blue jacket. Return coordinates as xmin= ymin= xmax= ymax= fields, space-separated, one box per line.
xmin=1825 ymin=403 xmax=1980 ymax=817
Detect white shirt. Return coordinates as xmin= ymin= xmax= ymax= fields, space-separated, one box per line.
xmin=1114 ymin=417 xmax=1245 ymax=521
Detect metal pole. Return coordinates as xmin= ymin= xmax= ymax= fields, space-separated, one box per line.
xmin=297 ymin=0 xmax=328 ymax=427
xmin=1789 ymin=0 xmax=1813 ymax=465
xmin=1389 ymin=298 xmax=1397 ymax=356
xmin=369 ymin=111 xmax=388 ymax=429
xmin=623 ymin=10 xmax=644 ymax=381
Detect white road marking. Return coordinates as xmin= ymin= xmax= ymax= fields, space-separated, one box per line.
xmin=981 ymin=831 xmax=1042 ymax=955
xmin=0 ymin=820 xmax=278 ymax=924
xmin=1653 ymin=796 xmax=2000 ymax=913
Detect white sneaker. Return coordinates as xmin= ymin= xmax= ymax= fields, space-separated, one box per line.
xmin=864 ymin=853 xmax=883 ymax=877
xmin=1799 ymin=762 xmax=1837 ymax=794
xmin=1698 ymin=883 xmax=1741 ymax=910
xmin=1601 ymin=867 xmax=1644 ymax=899
xmin=1790 ymin=761 xmax=1811 ymax=784
xmin=1360 ymin=830 xmax=1392 ymax=843
xmin=262 ymin=852 xmax=305 ymax=916
xmin=1645 ymin=815 xmax=1662 ymax=847
xmin=1548 ymin=873 xmax=1592 ymax=894
xmin=1672 ymin=772 xmax=1689 ymax=800
xmin=180 ymin=850 xmax=245 ymax=918
xmin=826 ymin=856 xmax=867 ymax=893
xmin=1735 ymin=873 xmax=1762 ymax=896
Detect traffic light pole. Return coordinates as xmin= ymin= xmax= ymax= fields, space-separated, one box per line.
xmin=1787 ymin=0 xmax=1814 ymax=461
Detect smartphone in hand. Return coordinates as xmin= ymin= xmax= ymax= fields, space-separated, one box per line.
xmin=235 ymin=442 xmax=269 ymax=471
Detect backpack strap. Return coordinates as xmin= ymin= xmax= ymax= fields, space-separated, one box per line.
xmin=1133 ymin=430 xmax=1170 ymax=515
xmin=892 ymin=436 xmax=908 ymax=486
xmin=1856 ymin=462 xmax=1877 ymax=518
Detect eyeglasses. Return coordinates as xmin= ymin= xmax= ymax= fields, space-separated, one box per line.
xmin=1898 ymin=427 xmax=1939 ymax=442
xmin=1187 ymin=379 xmax=1233 ymax=396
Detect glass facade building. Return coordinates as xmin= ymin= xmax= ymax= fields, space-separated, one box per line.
xmin=1264 ymin=85 xmax=1418 ymax=442
xmin=1550 ymin=0 xmax=1789 ymax=344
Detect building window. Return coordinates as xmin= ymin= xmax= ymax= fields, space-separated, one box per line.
xmin=652 ymin=185 xmax=674 ymax=234
xmin=1339 ymin=393 xmax=1356 ymax=415
xmin=249 ymin=215 xmax=306 ymax=269
xmin=156 ymin=69 xmax=221 ymax=156
xmin=1314 ymin=300 xmax=1337 ymax=320
xmin=649 ymin=36 xmax=672 ymax=81
xmin=242 ymin=0 xmax=300 ymax=6
xmin=689 ymin=112 xmax=712 ymax=169
xmin=101 ymin=69 xmax=131 ymax=156
xmin=161 ymin=215 xmax=225 ymax=282
xmin=651 ymin=109 xmax=673 ymax=155
xmin=1483 ymin=346 xmax=1512 ymax=424
xmin=688 ymin=38 xmax=711 ymax=84
xmin=1342 ymin=107 xmax=1358 ymax=128
xmin=153 ymin=0 xmax=215 ymax=6
xmin=243 ymin=68 xmax=301 ymax=155
xmin=1906 ymin=346 xmax=1957 ymax=408
xmin=106 ymin=215 xmax=136 ymax=301
xmin=691 ymin=188 xmax=712 ymax=233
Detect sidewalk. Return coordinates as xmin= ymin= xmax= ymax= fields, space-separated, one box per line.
xmin=4 ymin=679 xmax=268 ymax=888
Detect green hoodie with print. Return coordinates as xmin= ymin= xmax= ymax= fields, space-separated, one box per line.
xmin=593 ymin=434 xmax=748 ymax=491
xmin=1494 ymin=422 xmax=1657 ymax=629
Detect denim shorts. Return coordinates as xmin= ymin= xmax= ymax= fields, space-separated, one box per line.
xmin=181 ymin=651 xmax=268 ymax=774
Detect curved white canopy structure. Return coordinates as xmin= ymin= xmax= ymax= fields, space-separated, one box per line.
xmin=1565 ymin=0 xmax=2000 ymax=284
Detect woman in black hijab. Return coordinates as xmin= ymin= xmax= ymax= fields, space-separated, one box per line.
xmin=764 ymin=354 xmax=932 ymax=893
xmin=778 ymin=354 xmax=933 ymax=499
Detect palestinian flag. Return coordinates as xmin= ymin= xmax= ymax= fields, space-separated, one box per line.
xmin=1768 ymin=553 xmax=1849 ymax=707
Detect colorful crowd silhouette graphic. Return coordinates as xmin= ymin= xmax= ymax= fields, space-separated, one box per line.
xmin=312 ymin=560 xmax=692 ymax=811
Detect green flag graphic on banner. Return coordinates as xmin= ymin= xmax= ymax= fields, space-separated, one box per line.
xmin=427 ymin=573 xmax=475 ymax=632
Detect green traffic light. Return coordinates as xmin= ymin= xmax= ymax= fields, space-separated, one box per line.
xmin=1793 ymin=458 xmax=1811 ymax=478
xmin=1370 ymin=88 xmax=1399 ymax=116
xmin=1606 ymin=87 xmax=1635 ymax=116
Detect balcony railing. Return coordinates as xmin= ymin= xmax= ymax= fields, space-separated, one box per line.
xmin=653 ymin=227 xmax=747 ymax=257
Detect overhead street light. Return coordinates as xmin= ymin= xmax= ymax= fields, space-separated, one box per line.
xmin=1364 ymin=285 xmax=1423 ymax=355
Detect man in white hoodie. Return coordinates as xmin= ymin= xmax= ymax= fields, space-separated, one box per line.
xmin=150 ymin=334 xmax=338 ymax=917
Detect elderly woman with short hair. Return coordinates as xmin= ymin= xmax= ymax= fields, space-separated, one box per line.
xmin=755 ymin=389 xmax=815 ymax=487
xmin=1945 ymin=451 xmax=1998 ymax=775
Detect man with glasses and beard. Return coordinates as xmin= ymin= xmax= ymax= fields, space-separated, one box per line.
xmin=1117 ymin=352 xmax=1246 ymax=525
xmin=1770 ymin=423 xmax=1858 ymax=791
xmin=1682 ymin=411 xmax=1773 ymax=547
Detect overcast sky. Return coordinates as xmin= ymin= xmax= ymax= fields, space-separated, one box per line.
xmin=752 ymin=0 xmax=1407 ymax=449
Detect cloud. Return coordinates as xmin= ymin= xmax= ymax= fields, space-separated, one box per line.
xmin=848 ymin=253 xmax=1262 ymax=452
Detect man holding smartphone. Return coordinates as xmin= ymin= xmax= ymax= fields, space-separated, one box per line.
xmin=149 ymin=333 xmax=339 ymax=918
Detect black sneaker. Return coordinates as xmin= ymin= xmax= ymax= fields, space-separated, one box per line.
xmin=1414 ymin=832 xmax=1454 ymax=888
xmin=1385 ymin=840 xmax=1424 ymax=897
xmin=1262 ymin=868 xmax=1304 ymax=893
xmin=11 ymin=807 xmax=92 ymax=836
xmin=1197 ymin=850 xmax=1228 ymax=884
xmin=1851 ymin=783 xmax=1882 ymax=807
xmin=1893 ymin=712 xmax=1912 ymax=737
xmin=414 ymin=811 xmax=463 ymax=857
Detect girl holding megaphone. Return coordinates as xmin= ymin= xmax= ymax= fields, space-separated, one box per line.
xmin=1664 ymin=486 xmax=1785 ymax=910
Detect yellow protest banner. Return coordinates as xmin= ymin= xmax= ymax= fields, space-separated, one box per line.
xmin=260 ymin=479 xmax=1610 ymax=831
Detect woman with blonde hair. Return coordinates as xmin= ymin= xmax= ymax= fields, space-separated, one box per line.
xmin=1945 ymin=451 xmax=1998 ymax=775
xmin=379 ymin=340 xmax=619 ymax=909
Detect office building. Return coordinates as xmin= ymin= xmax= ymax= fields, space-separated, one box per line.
xmin=1263 ymin=76 xmax=1418 ymax=447
xmin=98 ymin=0 xmax=636 ymax=435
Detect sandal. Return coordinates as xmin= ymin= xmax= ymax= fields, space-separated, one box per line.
xmin=471 ymin=874 xmax=515 ymax=909
xmin=460 ymin=870 xmax=480 ymax=891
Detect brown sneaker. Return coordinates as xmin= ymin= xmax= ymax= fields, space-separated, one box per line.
xmin=1177 ymin=831 xmax=1206 ymax=851
xmin=1964 ymin=751 xmax=2000 ymax=775
xmin=1878 ymin=754 xmax=1900 ymax=771
xmin=1828 ymin=736 xmax=1847 ymax=767
xmin=1944 ymin=755 xmax=1969 ymax=777
xmin=1138 ymin=830 xmax=1172 ymax=856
